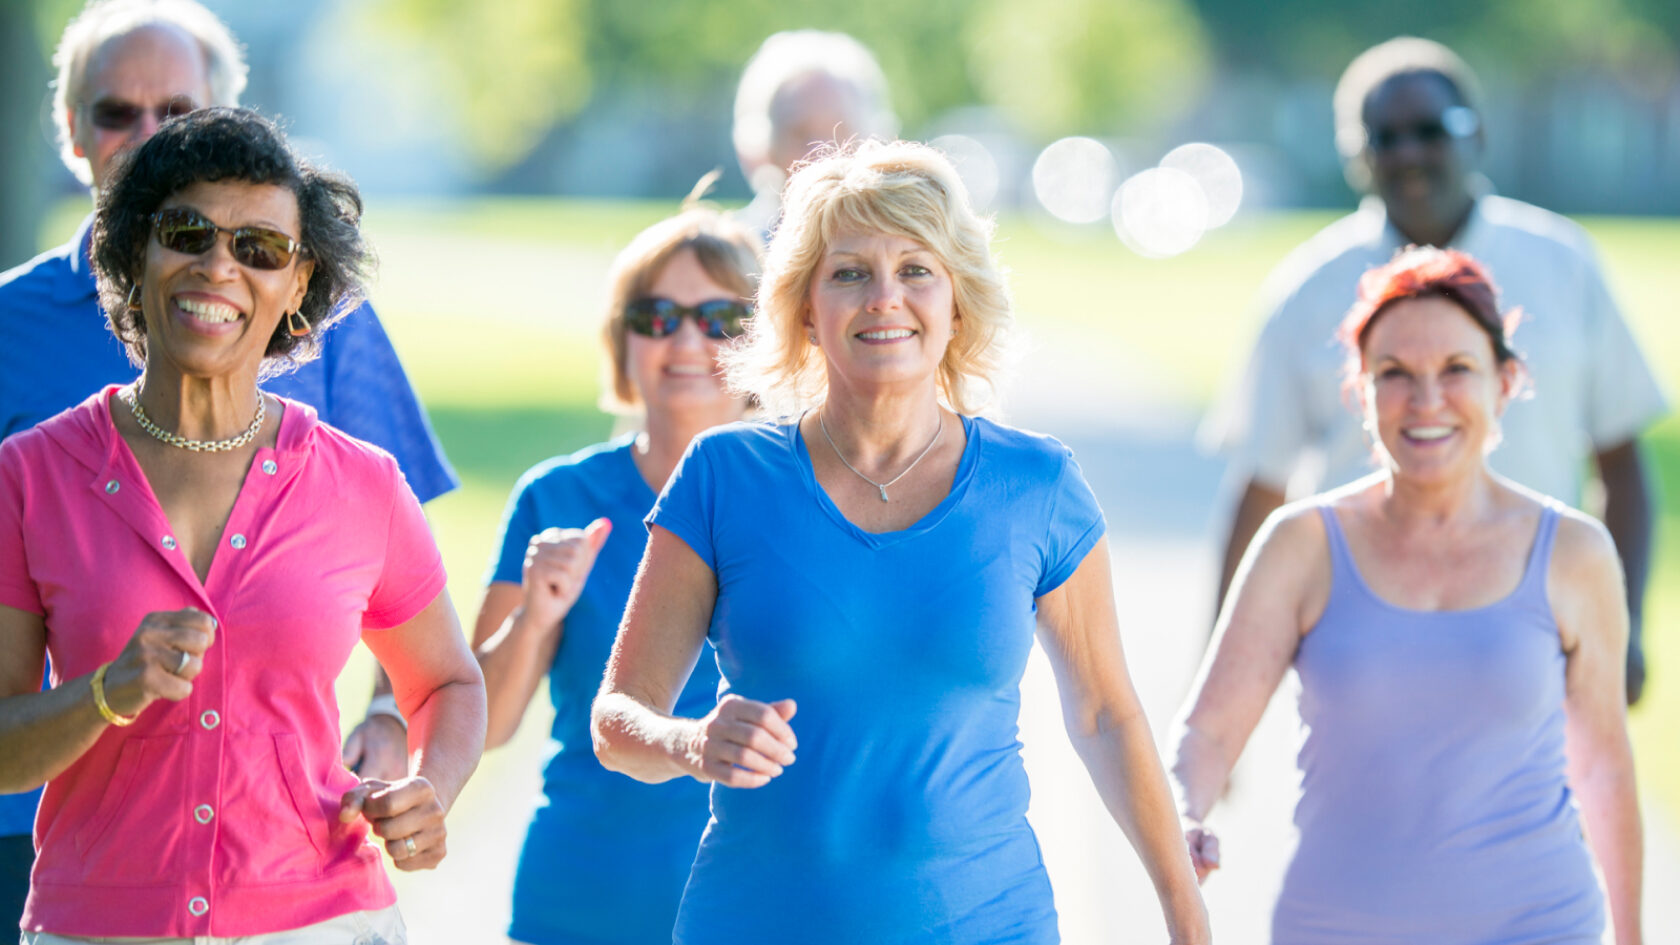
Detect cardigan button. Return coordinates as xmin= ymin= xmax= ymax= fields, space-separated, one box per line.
xmin=104 ymin=479 xmax=120 ymax=494
xmin=194 ymin=804 xmax=214 ymax=824
xmin=262 ymin=459 xmax=278 ymax=475
xmin=229 ymin=534 xmax=247 ymax=550
xmin=200 ymin=709 xmax=220 ymax=730
xmin=161 ymin=535 xmax=177 ymax=550
xmin=187 ymin=896 xmax=208 ymax=916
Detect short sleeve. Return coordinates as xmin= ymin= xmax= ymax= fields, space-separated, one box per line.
xmin=314 ymin=302 xmax=460 ymax=504
xmin=646 ymin=435 xmax=718 ymax=571
xmin=1200 ymin=293 xmax=1314 ymax=489
xmin=1036 ymin=448 xmax=1107 ymax=598
xmin=0 ymin=445 xmax=43 ymax=615
xmin=486 ymin=472 xmax=545 ymax=586
xmin=364 ymin=461 xmax=448 ymax=630
xmin=1579 ymin=261 xmax=1669 ymax=447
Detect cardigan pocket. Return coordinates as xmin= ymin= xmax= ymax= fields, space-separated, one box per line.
xmin=71 ymin=734 xmax=184 ymax=885
xmin=215 ymin=732 xmax=331 ymax=884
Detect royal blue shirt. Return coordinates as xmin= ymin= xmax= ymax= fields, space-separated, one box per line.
xmin=489 ymin=437 xmax=720 ymax=945
xmin=0 ymin=214 xmax=458 ymax=838
xmin=649 ymin=416 xmax=1105 ymax=945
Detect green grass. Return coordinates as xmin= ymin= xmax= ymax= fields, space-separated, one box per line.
xmin=37 ymin=197 xmax=1680 ymax=823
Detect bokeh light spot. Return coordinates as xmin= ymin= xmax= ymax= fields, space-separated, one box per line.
xmin=1032 ymin=137 xmax=1119 ymax=224
xmin=1159 ymin=143 xmax=1243 ymax=228
xmin=1112 ymin=167 xmax=1209 ymax=258
xmin=931 ymin=134 xmax=1000 ymax=212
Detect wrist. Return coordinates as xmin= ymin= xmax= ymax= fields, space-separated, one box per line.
xmin=365 ymin=692 xmax=407 ymax=731
xmin=90 ymin=663 xmax=138 ymax=727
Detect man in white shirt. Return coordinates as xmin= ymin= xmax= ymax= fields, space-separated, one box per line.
xmin=1202 ymin=36 xmax=1666 ymax=702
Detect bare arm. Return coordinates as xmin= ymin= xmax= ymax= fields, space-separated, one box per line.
xmin=1036 ymin=540 xmax=1209 ymax=944
xmin=351 ymin=589 xmax=487 ymax=871
xmin=0 ymin=604 xmax=214 ymax=792
xmin=1172 ymin=506 xmax=1326 ymax=877
xmin=474 ymin=517 xmax=610 ymax=749
xmin=1552 ymin=514 xmax=1643 ymax=945
xmin=1214 ymin=478 xmax=1286 ymax=639
xmin=1592 ymin=439 xmax=1652 ymax=705
xmin=591 ymin=525 xmax=796 ymax=787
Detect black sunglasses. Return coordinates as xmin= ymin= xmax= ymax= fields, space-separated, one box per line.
xmin=87 ymin=96 xmax=198 ymax=131
xmin=1367 ymin=105 xmax=1479 ymax=153
xmin=151 ymin=207 xmax=305 ymax=271
xmin=624 ymin=298 xmax=751 ymax=339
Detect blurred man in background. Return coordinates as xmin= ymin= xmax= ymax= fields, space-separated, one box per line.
xmin=0 ymin=0 xmax=457 ymax=924
xmin=732 ymin=29 xmax=899 ymax=237
xmin=1202 ymin=36 xmax=1665 ymax=702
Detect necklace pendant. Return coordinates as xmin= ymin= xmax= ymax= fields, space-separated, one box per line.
xmin=878 ymin=485 xmax=890 ymax=502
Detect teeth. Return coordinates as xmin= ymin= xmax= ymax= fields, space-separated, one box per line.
xmin=176 ymin=298 xmax=241 ymax=323
xmin=665 ymin=365 xmax=710 ymax=376
xmin=857 ymin=329 xmax=914 ymax=341
xmin=1405 ymin=426 xmax=1454 ymax=441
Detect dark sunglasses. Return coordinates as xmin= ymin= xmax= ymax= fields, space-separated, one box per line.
xmin=624 ymin=298 xmax=751 ymax=339
xmin=151 ymin=207 xmax=305 ymax=271
xmin=87 ymin=96 xmax=198 ymax=131
xmin=1367 ymin=105 xmax=1479 ymax=153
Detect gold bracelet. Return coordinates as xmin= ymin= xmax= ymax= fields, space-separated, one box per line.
xmin=90 ymin=662 xmax=137 ymax=727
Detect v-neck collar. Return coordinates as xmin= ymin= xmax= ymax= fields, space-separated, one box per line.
xmin=790 ymin=413 xmax=980 ymax=549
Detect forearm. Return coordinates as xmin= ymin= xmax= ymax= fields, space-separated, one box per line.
xmin=401 ymin=676 xmax=487 ymax=813
xmin=1070 ymin=705 xmax=1208 ymax=941
xmin=1598 ymin=460 xmax=1652 ymax=641
xmin=591 ymin=691 xmax=702 ymax=784
xmin=0 ymin=674 xmax=117 ymax=792
xmin=1574 ymin=754 xmax=1643 ymax=945
xmin=475 ymin=607 xmax=561 ymax=748
xmin=1170 ymin=723 xmax=1235 ymax=824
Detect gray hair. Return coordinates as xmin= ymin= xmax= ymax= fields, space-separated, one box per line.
xmin=1332 ymin=36 xmax=1482 ymax=160
xmin=53 ymin=0 xmax=247 ymax=185
xmin=733 ymin=30 xmax=898 ymax=174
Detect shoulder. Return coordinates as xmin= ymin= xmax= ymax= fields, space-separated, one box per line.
xmin=0 ymin=389 xmax=110 ymax=468
xmin=1548 ymin=501 xmax=1622 ymax=587
xmin=0 ymin=244 xmax=77 ymax=306
xmin=511 ymin=436 xmax=635 ymax=495
xmin=291 ymin=403 xmax=405 ymax=486
xmin=688 ymin=418 xmax=792 ymax=465
xmin=969 ymin=415 xmax=1075 ymax=473
xmin=1476 ymin=195 xmax=1601 ymax=263
xmin=1256 ymin=207 xmax=1390 ymax=316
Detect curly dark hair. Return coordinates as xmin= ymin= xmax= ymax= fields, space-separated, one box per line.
xmin=92 ymin=106 xmax=372 ymax=375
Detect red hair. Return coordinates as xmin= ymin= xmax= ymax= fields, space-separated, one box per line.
xmin=1338 ymin=246 xmax=1525 ymax=401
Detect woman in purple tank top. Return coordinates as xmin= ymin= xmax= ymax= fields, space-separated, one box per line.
xmin=1171 ymin=247 xmax=1643 ymax=944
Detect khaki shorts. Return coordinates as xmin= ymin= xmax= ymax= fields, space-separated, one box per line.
xmin=20 ymin=904 xmax=406 ymax=945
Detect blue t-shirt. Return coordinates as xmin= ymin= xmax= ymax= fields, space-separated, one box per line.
xmin=489 ymin=437 xmax=721 ymax=945
xmin=649 ymin=415 xmax=1105 ymax=945
xmin=0 ymin=215 xmax=459 ymax=838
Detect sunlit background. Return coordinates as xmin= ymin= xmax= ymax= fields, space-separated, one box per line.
xmin=3 ymin=0 xmax=1679 ymax=941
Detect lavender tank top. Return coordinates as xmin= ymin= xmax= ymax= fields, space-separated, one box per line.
xmin=1272 ymin=500 xmax=1604 ymax=945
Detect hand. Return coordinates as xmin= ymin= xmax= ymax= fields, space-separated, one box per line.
xmin=1185 ymin=820 xmax=1221 ymax=884
xmin=1627 ymin=639 xmax=1646 ymax=706
xmin=339 ymin=776 xmax=448 ymax=871
xmin=521 ymin=518 xmax=612 ymax=629
xmin=686 ymin=694 xmax=798 ymax=788
xmin=342 ymin=713 xmax=408 ymax=780
xmin=101 ymin=607 xmax=217 ymax=718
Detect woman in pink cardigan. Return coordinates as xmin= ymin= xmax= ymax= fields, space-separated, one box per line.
xmin=0 ymin=108 xmax=485 ymax=943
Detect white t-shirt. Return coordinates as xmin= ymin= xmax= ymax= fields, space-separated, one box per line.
xmin=1202 ymin=195 xmax=1668 ymax=504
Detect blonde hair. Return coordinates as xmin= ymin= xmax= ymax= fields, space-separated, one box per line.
xmin=53 ymin=0 xmax=248 ymax=186
xmin=599 ymin=191 xmax=763 ymax=413
xmin=723 ymin=139 xmax=1013 ymax=418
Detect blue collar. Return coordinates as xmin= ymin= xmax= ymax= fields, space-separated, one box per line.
xmin=53 ymin=211 xmax=100 ymax=305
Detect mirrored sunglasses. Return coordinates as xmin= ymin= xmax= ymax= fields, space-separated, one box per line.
xmin=87 ymin=96 xmax=198 ymax=131
xmin=151 ymin=207 xmax=305 ymax=271
xmin=624 ymin=298 xmax=752 ymax=339
xmin=1367 ymin=105 xmax=1479 ymax=153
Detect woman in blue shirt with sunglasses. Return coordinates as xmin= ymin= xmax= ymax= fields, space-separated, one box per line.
xmin=473 ymin=202 xmax=760 ymax=945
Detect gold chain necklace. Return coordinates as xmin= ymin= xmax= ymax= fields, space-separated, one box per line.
xmin=817 ymin=407 xmax=944 ymax=502
xmin=123 ymin=385 xmax=265 ymax=453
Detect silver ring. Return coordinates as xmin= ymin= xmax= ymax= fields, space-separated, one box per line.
xmin=402 ymin=836 xmax=417 ymax=857
xmin=175 ymin=650 xmax=191 ymax=675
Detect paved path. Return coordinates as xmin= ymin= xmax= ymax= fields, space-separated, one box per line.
xmin=392 ymin=324 xmax=1677 ymax=943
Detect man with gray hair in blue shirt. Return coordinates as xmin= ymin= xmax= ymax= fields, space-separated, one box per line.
xmin=0 ymin=0 xmax=458 ymax=923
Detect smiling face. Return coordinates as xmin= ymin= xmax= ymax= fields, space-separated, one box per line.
xmin=1362 ymin=72 xmax=1479 ymax=240
xmin=806 ymin=229 xmax=956 ymax=400
xmin=71 ymin=24 xmax=212 ymax=191
xmin=624 ymin=248 xmax=746 ymax=421
xmin=140 ymin=179 xmax=312 ymax=382
xmin=1360 ymin=295 xmax=1517 ymax=484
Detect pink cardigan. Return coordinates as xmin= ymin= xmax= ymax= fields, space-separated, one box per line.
xmin=0 ymin=387 xmax=446 ymax=937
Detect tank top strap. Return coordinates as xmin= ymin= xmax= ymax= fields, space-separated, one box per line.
xmin=1314 ymin=501 xmax=1358 ymax=588
xmin=1511 ymin=498 xmax=1563 ymax=604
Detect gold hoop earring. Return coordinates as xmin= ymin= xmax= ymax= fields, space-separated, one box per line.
xmin=127 ymin=284 xmax=143 ymax=311
xmin=285 ymin=310 xmax=311 ymax=337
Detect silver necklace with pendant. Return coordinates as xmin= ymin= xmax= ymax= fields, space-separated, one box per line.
xmin=817 ymin=407 xmax=944 ymax=502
